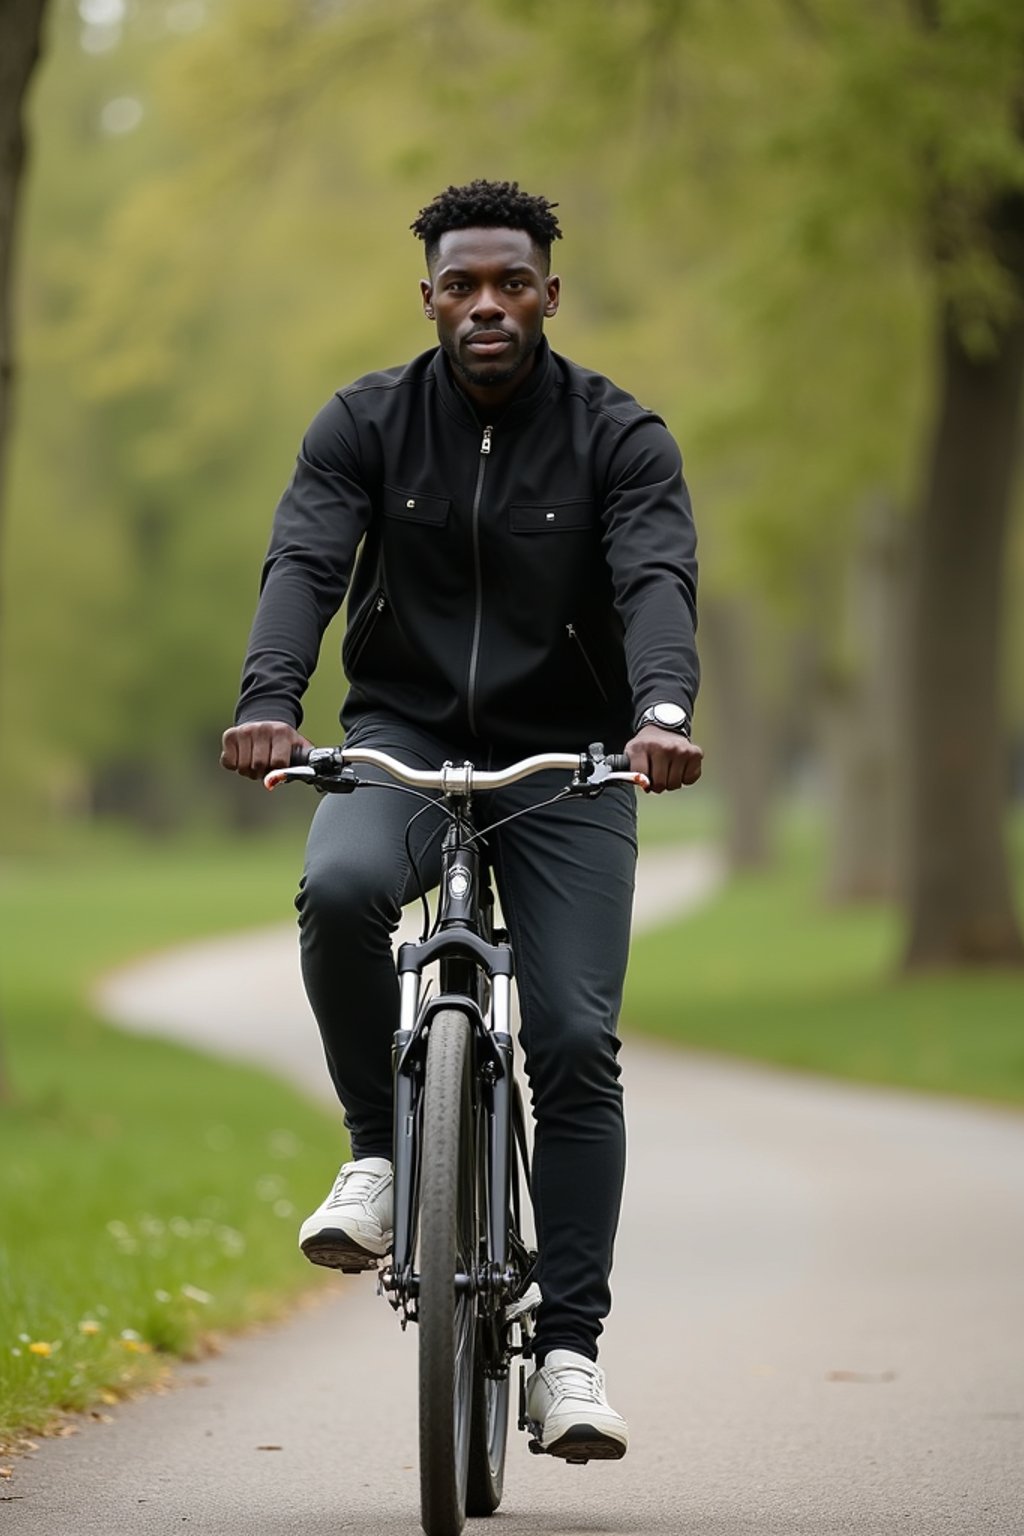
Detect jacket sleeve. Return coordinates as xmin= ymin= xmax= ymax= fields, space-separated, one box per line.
xmin=234 ymin=395 xmax=373 ymax=728
xmin=599 ymin=417 xmax=699 ymax=726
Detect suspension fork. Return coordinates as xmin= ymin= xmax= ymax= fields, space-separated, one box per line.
xmin=390 ymin=969 xmax=422 ymax=1296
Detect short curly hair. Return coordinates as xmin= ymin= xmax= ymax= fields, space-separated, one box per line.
xmin=411 ymin=179 xmax=563 ymax=270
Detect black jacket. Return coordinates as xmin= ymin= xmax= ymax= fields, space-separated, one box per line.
xmin=235 ymin=338 xmax=698 ymax=753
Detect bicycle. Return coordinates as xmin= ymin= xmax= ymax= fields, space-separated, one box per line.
xmin=266 ymin=742 xmax=647 ymax=1536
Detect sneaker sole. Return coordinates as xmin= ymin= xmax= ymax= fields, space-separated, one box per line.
xmin=300 ymin=1230 xmax=388 ymax=1274
xmin=530 ymin=1424 xmax=628 ymax=1464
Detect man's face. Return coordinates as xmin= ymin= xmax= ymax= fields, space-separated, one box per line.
xmin=421 ymin=227 xmax=560 ymax=404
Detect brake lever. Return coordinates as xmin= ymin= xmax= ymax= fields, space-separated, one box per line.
xmin=264 ymin=764 xmax=360 ymax=794
xmin=265 ymin=766 xmax=315 ymax=790
xmin=570 ymin=743 xmax=650 ymax=797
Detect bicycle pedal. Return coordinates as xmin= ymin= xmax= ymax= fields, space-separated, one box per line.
xmin=505 ymin=1281 xmax=542 ymax=1322
xmin=528 ymin=1436 xmax=603 ymax=1465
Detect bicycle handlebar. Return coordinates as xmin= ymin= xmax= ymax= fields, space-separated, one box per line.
xmin=264 ymin=743 xmax=649 ymax=795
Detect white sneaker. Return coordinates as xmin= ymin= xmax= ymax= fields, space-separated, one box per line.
xmin=525 ymin=1348 xmax=629 ymax=1462
xmin=298 ymin=1158 xmax=393 ymax=1272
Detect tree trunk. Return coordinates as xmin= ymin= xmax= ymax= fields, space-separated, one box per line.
xmin=904 ymin=204 xmax=1024 ymax=966
xmin=700 ymin=596 xmax=775 ymax=871
xmin=0 ymin=0 xmax=51 ymax=1102
xmin=0 ymin=0 xmax=48 ymax=529
xmin=821 ymin=500 xmax=910 ymax=903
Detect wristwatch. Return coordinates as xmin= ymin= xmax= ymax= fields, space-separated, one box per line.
xmin=635 ymin=702 xmax=690 ymax=737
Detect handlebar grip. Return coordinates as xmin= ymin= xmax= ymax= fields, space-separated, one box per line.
xmin=605 ymin=753 xmax=631 ymax=772
xmin=290 ymin=745 xmax=311 ymax=767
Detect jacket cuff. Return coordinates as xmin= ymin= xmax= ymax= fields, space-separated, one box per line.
xmin=234 ymin=700 xmax=303 ymax=729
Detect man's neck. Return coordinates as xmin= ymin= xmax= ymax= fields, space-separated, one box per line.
xmin=453 ymin=349 xmax=538 ymax=414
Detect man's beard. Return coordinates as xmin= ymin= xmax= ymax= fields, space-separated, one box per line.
xmin=442 ymin=331 xmax=540 ymax=390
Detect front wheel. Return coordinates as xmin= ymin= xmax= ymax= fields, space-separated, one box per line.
xmin=418 ymin=1010 xmax=477 ymax=1536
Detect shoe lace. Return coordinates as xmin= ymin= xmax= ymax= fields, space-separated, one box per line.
xmin=547 ymin=1361 xmax=605 ymax=1406
xmin=327 ymin=1163 xmax=385 ymax=1209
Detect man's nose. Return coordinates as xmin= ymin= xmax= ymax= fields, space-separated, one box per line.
xmin=470 ymin=287 xmax=505 ymax=321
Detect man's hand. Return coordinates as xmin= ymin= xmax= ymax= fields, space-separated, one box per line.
xmin=624 ymin=724 xmax=703 ymax=793
xmin=220 ymin=721 xmax=313 ymax=782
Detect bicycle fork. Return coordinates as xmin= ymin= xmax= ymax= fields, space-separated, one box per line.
xmin=380 ymin=830 xmax=521 ymax=1327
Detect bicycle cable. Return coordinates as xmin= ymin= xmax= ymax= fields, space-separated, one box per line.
xmin=402 ymin=798 xmax=453 ymax=941
xmin=464 ymin=786 xmax=575 ymax=848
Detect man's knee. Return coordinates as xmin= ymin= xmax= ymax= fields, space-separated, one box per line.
xmin=296 ymin=860 xmax=399 ymax=939
xmin=523 ymin=1006 xmax=623 ymax=1116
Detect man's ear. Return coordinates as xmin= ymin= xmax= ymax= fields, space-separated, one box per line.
xmin=421 ymin=278 xmax=435 ymax=321
xmin=544 ymin=275 xmax=561 ymax=319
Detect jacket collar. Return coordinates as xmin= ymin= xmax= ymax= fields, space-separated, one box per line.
xmin=432 ymin=335 xmax=557 ymax=432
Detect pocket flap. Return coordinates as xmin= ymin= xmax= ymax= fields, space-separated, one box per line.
xmin=509 ymin=501 xmax=595 ymax=532
xmin=382 ymin=485 xmax=451 ymax=525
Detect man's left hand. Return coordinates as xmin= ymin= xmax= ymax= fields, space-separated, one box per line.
xmin=625 ymin=725 xmax=704 ymax=793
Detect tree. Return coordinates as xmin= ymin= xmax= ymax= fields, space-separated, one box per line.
xmin=905 ymin=174 xmax=1024 ymax=964
xmin=0 ymin=0 xmax=50 ymax=1100
xmin=0 ymin=0 xmax=49 ymax=643
xmin=779 ymin=0 xmax=1024 ymax=964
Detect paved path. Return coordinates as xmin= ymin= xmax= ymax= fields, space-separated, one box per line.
xmin=7 ymin=848 xmax=1024 ymax=1535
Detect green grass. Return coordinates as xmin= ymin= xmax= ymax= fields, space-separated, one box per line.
xmin=624 ymin=819 xmax=1024 ymax=1107
xmin=0 ymin=828 xmax=345 ymax=1441
xmin=635 ymin=780 xmax=724 ymax=848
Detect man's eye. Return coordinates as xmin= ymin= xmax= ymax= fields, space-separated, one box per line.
xmin=506 ymin=280 xmax=525 ymax=291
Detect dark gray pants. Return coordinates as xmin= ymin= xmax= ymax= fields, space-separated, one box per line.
xmin=295 ymin=718 xmax=637 ymax=1362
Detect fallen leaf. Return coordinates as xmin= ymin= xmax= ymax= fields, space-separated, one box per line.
xmin=256 ymin=1445 xmax=283 ymax=1452
xmin=825 ymin=1369 xmax=897 ymax=1384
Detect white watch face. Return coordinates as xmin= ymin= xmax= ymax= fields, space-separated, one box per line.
xmin=652 ymin=703 xmax=687 ymax=729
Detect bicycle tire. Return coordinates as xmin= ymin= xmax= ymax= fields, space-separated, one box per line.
xmin=465 ymin=1325 xmax=510 ymax=1516
xmin=418 ymin=1009 xmax=477 ymax=1536
xmin=465 ymin=1114 xmax=515 ymax=1517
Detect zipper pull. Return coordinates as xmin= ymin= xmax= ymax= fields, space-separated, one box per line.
xmin=566 ymin=622 xmax=576 ymax=638
xmin=375 ymin=594 xmax=386 ymax=613
xmin=480 ymin=425 xmax=493 ymax=455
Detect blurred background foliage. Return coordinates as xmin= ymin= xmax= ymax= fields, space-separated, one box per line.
xmin=4 ymin=0 xmax=1024 ymax=1435
xmin=2 ymin=0 xmax=1023 ymax=957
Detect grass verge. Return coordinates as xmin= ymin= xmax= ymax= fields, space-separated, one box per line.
xmin=624 ymin=818 xmax=1024 ymax=1107
xmin=0 ymin=829 xmax=343 ymax=1442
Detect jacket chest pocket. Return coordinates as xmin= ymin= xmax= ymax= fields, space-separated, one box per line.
xmin=382 ymin=484 xmax=451 ymax=526
xmin=508 ymin=501 xmax=595 ymax=533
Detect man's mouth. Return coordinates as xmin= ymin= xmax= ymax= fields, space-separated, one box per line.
xmin=465 ymin=331 xmax=513 ymax=355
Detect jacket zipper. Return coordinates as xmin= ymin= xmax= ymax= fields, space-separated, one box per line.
xmin=566 ymin=621 xmax=609 ymax=703
xmin=346 ymin=590 xmax=386 ymax=672
xmin=466 ymin=424 xmax=492 ymax=736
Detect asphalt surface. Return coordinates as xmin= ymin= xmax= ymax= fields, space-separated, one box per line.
xmin=6 ymin=847 xmax=1024 ymax=1535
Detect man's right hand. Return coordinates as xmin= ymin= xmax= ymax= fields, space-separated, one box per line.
xmin=220 ymin=721 xmax=313 ymax=781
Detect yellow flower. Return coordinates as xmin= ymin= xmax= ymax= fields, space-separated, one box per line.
xmin=28 ymin=1341 xmax=52 ymax=1357
xmin=120 ymin=1338 xmax=151 ymax=1354
xmin=78 ymin=1319 xmax=101 ymax=1336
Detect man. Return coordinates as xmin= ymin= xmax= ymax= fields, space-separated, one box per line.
xmin=221 ymin=180 xmax=701 ymax=1461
